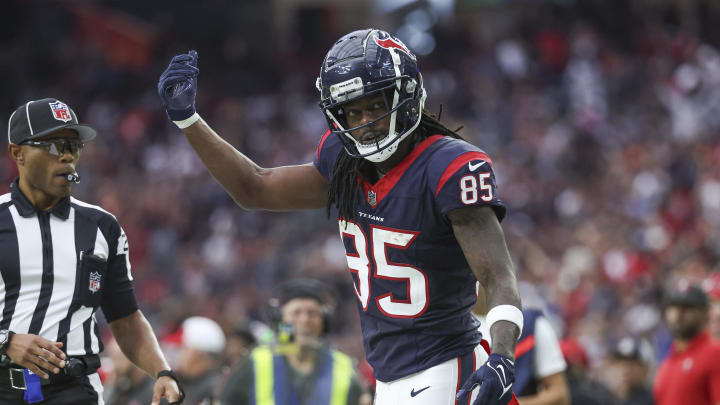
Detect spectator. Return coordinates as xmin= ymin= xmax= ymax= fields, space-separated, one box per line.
xmin=219 ymin=279 xmax=371 ymax=405
xmin=223 ymin=321 xmax=259 ymax=368
xmin=559 ymin=338 xmax=617 ymax=405
xmin=607 ymin=337 xmax=654 ymax=405
xmin=654 ymin=282 xmax=720 ymax=405
xmin=174 ymin=316 xmax=226 ymax=405
xmin=703 ymin=273 xmax=720 ymax=340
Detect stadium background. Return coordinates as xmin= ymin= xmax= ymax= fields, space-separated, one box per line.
xmin=2 ymin=0 xmax=720 ymax=394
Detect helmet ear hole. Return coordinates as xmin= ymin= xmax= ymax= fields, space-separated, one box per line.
xmin=408 ymin=105 xmax=418 ymax=121
xmin=405 ymin=79 xmax=416 ymax=94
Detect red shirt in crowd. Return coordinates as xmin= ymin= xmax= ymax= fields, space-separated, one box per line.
xmin=654 ymin=332 xmax=720 ymax=405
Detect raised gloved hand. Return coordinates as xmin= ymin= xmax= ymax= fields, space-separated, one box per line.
xmin=456 ymin=353 xmax=515 ymax=405
xmin=157 ymin=50 xmax=199 ymax=122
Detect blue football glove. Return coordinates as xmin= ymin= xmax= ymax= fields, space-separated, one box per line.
xmin=456 ymin=353 xmax=515 ymax=405
xmin=158 ymin=50 xmax=199 ymax=121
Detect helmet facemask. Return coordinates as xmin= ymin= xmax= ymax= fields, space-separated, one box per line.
xmin=321 ymin=74 xmax=426 ymax=163
xmin=317 ymin=29 xmax=427 ymax=163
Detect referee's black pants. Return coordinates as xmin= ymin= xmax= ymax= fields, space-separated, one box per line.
xmin=0 ymin=375 xmax=100 ymax=404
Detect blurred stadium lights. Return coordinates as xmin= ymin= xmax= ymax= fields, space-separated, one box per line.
xmin=375 ymin=0 xmax=417 ymax=13
xmin=374 ymin=0 xmax=454 ymax=20
xmin=405 ymin=7 xmax=436 ymax=30
xmin=397 ymin=23 xmax=436 ymax=55
xmin=376 ymin=0 xmax=454 ymax=56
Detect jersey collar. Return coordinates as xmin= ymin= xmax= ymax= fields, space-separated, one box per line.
xmin=670 ymin=331 xmax=711 ymax=355
xmin=361 ymin=134 xmax=444 ymax=208
xmin=10 ymin=178 xmax=71 ymax=220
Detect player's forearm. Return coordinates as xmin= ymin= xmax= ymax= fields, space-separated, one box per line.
xmin=473 ymin=219 xmax=520 ymax=358
xmin=449 ymin=205 xmax=521 ymax=358
xmin=182 ymin=118 xmax=269 ymax=209
xmin=110 ymin=310 xmax=170 ymax=378
xmin=486 ymin=270 xmax=522 ymax=359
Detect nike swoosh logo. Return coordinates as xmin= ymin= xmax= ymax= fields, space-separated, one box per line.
xmin=490 ymin=365 xmax=512 ymax=399
xmin=495 ymin=364 xmax=506 ymax=383
xmin=410 ymin=386 xmax=430 ymax=397
xmin=468 ymin=160 xmax=486 ymax=171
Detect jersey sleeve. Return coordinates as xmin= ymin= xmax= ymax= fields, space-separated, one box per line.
xmin=313 ymin=129 xmax=344 ymax=181
xmin=532 ymin=317 xmax=568 ymax=378
xmin=100 ymin=220 xmax=139 ymax=322
xmin=430 ymin=146 xmax=506 ymax=221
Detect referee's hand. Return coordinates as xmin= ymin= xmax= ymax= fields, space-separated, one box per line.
xmin=152 ymin=376 xmax=183 ymax=405
xmin=7 ymin=334 xmax=67 ymax=379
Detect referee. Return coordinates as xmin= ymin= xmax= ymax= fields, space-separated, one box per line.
xmin=0 ymin=98 xmax=183 ymax=404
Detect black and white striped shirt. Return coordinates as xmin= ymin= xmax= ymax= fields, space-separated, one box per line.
xmin=0 ymin=180 xmax=138 ymax=356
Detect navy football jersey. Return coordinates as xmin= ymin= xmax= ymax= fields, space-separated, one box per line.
xmin=313 ymin=131 xmax=506 ymax=382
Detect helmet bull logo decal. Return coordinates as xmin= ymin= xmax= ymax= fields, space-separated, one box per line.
xmin=373 ymin=35 xmax=415 ymax=59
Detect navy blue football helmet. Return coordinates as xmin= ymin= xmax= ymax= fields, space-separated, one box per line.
xmin=317 ymin=29 xmax=427 ymax=162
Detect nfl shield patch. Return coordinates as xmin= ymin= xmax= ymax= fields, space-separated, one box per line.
xmin=49 ymin=101 xmax=72 ymax=123
xmin=368 ymin=190 xmax=377 ymax=206
xmin=89 ymin=271 xmax=101 ymax=293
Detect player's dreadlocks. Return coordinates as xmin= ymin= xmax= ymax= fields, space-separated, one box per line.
xmin=327 ymin=110 xmax=463 ymax=220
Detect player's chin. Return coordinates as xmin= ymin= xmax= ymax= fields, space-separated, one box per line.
xmin=50 ymin=178 xmax=72 ymax=196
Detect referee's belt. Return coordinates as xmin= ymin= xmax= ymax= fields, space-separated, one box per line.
xmin=0 ymin=354 xmax=100 ymax=389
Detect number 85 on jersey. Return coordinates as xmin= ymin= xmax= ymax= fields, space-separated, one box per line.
xmin=339 ymin=221 xmax=429 ymax=318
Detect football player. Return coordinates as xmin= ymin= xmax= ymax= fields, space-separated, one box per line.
xmin=158 ymin=29 xmax=522 ymax=405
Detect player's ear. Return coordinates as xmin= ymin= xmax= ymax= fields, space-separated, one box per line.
xmin=8 ymin=144 xmax=24 ymax=165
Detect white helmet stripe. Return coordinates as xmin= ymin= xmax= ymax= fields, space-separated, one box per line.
xmin=362 ymin=29 xmax=376 ymax=51
xmin=388 ymin=48 xmax=403 ymax=142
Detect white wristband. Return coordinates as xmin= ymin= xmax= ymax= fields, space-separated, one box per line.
xmin=486 ymin=305 xmax=523 ymax=338
xmin=173 ymin=112 xmax=201 ymax=129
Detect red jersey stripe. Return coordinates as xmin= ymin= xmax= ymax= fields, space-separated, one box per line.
xmin=455 ymin=357 xmax=462 ymax=405
xmin=469 ymin=348 xmax=477 ymax=405
xmin=515 ymin=335 xmax=536 ymax=358
xmin=435 ymin=151 xmax=492 ymax=197
xmin=316 ymin=129 xmax=332 ymax=161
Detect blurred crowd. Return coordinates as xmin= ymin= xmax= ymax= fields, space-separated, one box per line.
xmin=3 ymin=0 xmax=720 ymax=403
